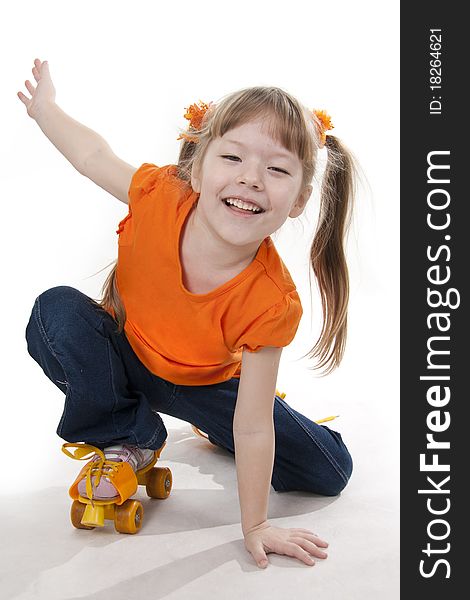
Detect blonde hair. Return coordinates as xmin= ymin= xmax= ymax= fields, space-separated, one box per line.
xmin=94 ymin=86 xmax=359 ymax=375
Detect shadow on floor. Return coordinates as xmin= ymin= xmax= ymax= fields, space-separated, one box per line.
xmin=1 ymin=426 xmax=338 ymax=600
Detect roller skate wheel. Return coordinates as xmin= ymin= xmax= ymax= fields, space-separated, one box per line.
xmin=70 ymin=500 xmax=95 ymax=530
xmin=114 ymin=499 xmax=143 ymax=534
xmin=145 ymin=467 xmax=172 ymax=499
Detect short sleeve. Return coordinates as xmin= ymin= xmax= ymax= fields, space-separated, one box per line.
xmin=115 ymin=163 xmax=161 ymax=242
xmin=236 ymin=290 xmax=303 ymax=353
xmin=127 ymin=163 xmax=162 ymax=207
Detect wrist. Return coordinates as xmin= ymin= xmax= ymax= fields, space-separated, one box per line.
xmin=34 ymin=101 xmax=58 ymax=125
xmin=242 ymin=520 xmax=270 ymax=537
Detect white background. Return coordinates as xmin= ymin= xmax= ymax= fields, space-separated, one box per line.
xmin=1 ymin=0 xmax=399 ymax=593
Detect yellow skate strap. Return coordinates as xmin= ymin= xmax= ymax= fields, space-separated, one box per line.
xmin=315 ymin=415 xmax=340 ymax=424
xmin=62 ymin=443 xmax=106 ymax=462
xmin=275 ymin=390 xmax=339 ymax=425
xmin=62 ymin=443 xmax=123 ymax=504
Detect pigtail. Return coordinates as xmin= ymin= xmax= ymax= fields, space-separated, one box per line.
xmin=82 ymin=258 xmax=126 ymax=334
xmin=176 ymin=136 xmax=199 ymax=183
xmin=97 ymin=261 xmax=126 ymax=333
xmin=303 ymin=134 xmax=358 ymax=375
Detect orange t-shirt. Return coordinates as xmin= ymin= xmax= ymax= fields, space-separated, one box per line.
xmin=109 ymin=163 xmax=303 ymax=385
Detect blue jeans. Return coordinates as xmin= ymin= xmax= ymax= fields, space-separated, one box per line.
xmin=25 ymin=286 xmax=353 ymax=495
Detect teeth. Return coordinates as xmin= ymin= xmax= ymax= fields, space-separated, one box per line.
xmin=224 ymin=198 xmax=262 ymax=213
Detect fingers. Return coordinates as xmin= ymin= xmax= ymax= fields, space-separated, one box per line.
xmin=32 ymin=58 xmax=46 ymax=82
xmin=291 ymin=528 xmax=319 ymax=536
xmin=32 ymin=61 xmax=40 ymax=82
xmin=25 ymin=80 xmax=35 ymax=95
xmin=35 ymin=58 xmax=49 ymax=71
xmin=252 ymin=547 xmax=269 ymax=569
xmin=285 ymin=541 xmax=316 ymax=566
xmin=17 ymin=90 xmax=28 ymax=105
xmin=31 ymin=57 xmax=49 ymax=82
xmin=289 ymin=529 xmax=329 ymax=564
xmin=17 ymin=59 xmax=48 ymax=104
xmin=247 ymin=526 xmax=329 ymax=569
xmin=291 ymin=528 xmax=320 ymax=536
xmin=291 ymin=536 xmax=328 ymax=560
xmin=291 ymin=528 xmax=329 ymax=547
xmin=306 ymin=533 xmax=329 ymax=548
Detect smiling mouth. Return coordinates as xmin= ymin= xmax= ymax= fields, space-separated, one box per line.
xmin=221 ymin=198 xmax=265 ymax=215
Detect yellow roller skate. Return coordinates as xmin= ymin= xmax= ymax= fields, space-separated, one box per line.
xmin=62 ymin=441 xmax=172 ymax=534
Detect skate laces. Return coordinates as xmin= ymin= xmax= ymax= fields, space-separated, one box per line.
xmin=62 ymin=443 xmax=123 ymax=502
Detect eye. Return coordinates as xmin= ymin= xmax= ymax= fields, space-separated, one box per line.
xmin=221 ymin=155 xmax=289 ymax=174
xmin=269 ymin=167 xmax=290 ymax=175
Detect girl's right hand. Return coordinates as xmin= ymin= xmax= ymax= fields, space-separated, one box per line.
xmin=17 ymin=58 xmax=56 ymax=120
xmin=243 ymin=521 xmax=329 ymax=568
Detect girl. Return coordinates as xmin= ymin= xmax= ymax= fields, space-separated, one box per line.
xmin=19 ymin=58 xmax=358 ymax=569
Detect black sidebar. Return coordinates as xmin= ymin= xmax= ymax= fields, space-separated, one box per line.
xmin=401 ymin=3 xmax=466 ymax=597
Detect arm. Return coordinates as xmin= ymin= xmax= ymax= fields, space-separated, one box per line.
xmin=234 ymin=429 xmax=275 ymax=537
xmin=34 ymin=102 xmax=110 ymax=175
xmin=233 ymin=346 xmax=282 ymax=535
xmin=37 ymin=103 xmax=136 ymax=204
xmin=18 ymin=59 xmax=135 ymax=203
xmin=234 ymin=346 xmax=330 ymax=569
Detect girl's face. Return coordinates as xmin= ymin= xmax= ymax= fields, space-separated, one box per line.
xmin=190 ymin=118 xmax=312 ymax=249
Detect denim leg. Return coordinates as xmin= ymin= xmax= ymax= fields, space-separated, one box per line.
xmin=25 ymin=286 xmax=168 ymax=450
xmin=160 ymin=377 xmax=353 ymax=496
xmin=270 ymin=397 xmax=353 ymax=495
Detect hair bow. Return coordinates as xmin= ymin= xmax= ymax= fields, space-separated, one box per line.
xmin=176 ymin=100 xmax=334 ymax=148
xmin=176 ymin=100 xmax=213 ymax=143
xmin=312 ymin=109 xmax=334 ymax=147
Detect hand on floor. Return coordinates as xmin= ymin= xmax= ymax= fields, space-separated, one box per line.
xmin=243 ymin=521 xmax=329 ymax=569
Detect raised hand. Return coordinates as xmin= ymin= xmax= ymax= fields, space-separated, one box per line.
xmin=243 ymin=521 xmax=329 ymax=568
xmin=17 ymin=58 xmax=56 ymax=120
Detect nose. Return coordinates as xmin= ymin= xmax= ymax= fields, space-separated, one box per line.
xmin=236 ymin=164 xmax=263 ymax=189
